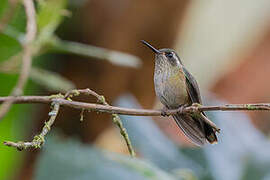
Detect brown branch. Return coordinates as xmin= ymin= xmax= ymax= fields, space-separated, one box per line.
xmin=0 ymin=0 xmax=37 ymax=120
xmin=0 ymin=95 xmax=169 ymax=115
xmin=2 ymin=88 xmax=270 ymax=154
xmin=1 ymin=95 xmax=270 ymax=116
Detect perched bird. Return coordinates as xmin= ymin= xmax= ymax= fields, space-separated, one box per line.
xmin=141 ymin=40 xmax=219 ymax=146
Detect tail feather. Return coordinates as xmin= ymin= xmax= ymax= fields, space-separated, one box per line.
xmin=172 ymin=112 xmax=218 ymax=146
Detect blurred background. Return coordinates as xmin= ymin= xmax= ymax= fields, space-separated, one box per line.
xmin=1 ymin=0 xmax=270 ymax=179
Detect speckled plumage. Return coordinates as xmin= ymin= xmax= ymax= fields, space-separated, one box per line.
xmin=154 ymin=51 xmax=189 ymax=108
xmin=141 ymin=41 xmax=219 ymax=146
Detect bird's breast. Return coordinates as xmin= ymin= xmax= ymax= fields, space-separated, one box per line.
xmin=154 ymin=68 xmax=189 ymax=108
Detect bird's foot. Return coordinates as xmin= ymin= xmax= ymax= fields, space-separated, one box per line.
xmin=192 ymin=103 xmax=201 ymax=107
xmin=177 ymin=104 xmax=189 ymax=114
xmin=177 ymin=106 xmax=184 ymax=114
xmin=161 ymin=107 xmax=171 ymax=117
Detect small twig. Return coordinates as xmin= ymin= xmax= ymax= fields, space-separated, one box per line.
xmin=4 ymin=102 xmax=60 ymax=150
xmin=65 ymin=89 xmax=136 ymax=157
xmin=111 ymin=114 xmax=135 ymax=156
xmin=0 ymin=0 xmax=37 ymax=120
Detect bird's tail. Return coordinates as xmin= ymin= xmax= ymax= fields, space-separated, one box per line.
xmin=172 ymin=112 xmax=219 ymax=146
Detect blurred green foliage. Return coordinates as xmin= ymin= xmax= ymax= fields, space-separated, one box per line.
xmin=1 ymin=0 xmax=140 ymax=92
xmin=0 ymin=33 xmax=21 ymax=62
xmin=0 ymin=73 xmax=33 ymax=180
xmin=0 ymin=0 xmax=8 ymax=17
xmin=8 ymin=5 xmax=26 ymax=34
xmin=36 ymin=0 xmax=67 ymax=47
xmin=0 ymin=0 xmax=141 ymax=179
xmin=1 ymin=0 xmax=270 ymax=180
xmin=0 ymin=0 xmax=72 ymax=178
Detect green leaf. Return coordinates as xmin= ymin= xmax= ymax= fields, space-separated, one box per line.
xmin=7 ymin=4 xmax=26 ymax=34
xmin=37 ymin=0 xmax=67 ymax=43
xmin=0 ymin=33 xmax=22 ymax=62
xmin=0 ymin=0 xmax=8 ymax=18
xmin=30 ymin=67 xmax=75 ymax=92
xmin=0 ymin=73 xmax=35 ymax=180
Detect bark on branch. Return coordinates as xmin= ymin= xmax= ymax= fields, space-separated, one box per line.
xmin=0 ymin=95 xmax=270 ymax=115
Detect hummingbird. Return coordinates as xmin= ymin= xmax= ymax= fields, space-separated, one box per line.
xmin=141 ymin=40 xmax=219 ymax=146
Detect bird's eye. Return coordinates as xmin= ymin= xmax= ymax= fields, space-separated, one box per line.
xmin=166 ymin=52 xmax=173 ymax=58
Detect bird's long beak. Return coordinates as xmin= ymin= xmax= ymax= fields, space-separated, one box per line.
xmin=141 ymin=40 xmax=160 ymax=54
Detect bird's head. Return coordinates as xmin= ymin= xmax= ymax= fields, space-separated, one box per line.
xmin=141 ymin=40 xmax=182 ymax=67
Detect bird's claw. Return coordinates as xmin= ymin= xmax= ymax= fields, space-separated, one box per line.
xmin=161 ymin=107 xmax=170 ymax=117
xmin=192 ymin=103 xmax=201 ymax=107
xmin=177 ymin=106 xmax=184 ymax=113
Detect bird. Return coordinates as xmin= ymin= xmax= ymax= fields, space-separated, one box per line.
xmin=141 ymin=40 xmax=219 ymax=146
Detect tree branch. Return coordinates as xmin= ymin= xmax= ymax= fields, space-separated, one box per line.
xmin=0 ymin=0 xmax=37 ymax=120
xmin=2 ymin=88 xmax=270 ymax=154
xmin=0 ymin=95 xmax=270 ymax=116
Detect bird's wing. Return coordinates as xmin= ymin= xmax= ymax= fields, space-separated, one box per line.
xmin=182 ymin=67 xmax=202 ymax=104
xmin=183 ymin=67 xmax=220 ymax=136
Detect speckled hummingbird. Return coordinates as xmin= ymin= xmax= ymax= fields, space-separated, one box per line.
xmin=141 ymin=40 xmax=219 ymax=146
